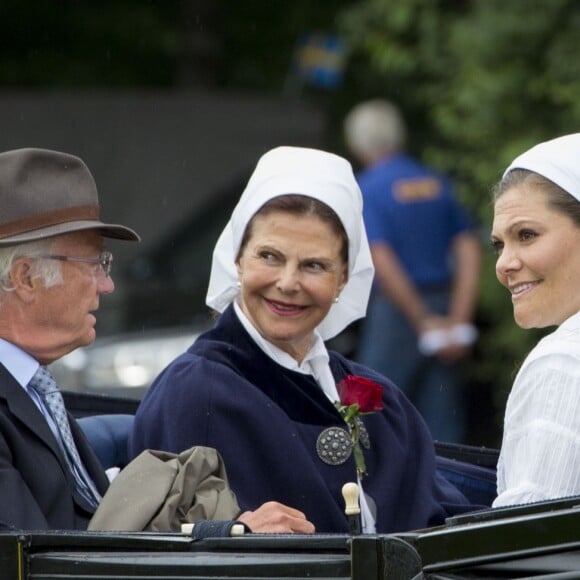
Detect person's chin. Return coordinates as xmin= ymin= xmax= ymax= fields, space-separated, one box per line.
xmin=78 ymin=327 xmax=97 ymax=347
xmin=514 ymin=311 xmax=532 ymax=329
xmin=514 ymin=309 xmax=544 ymax=330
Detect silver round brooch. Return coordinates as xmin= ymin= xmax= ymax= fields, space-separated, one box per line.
xmin=316 ymin=426 xmax=353 ymax=465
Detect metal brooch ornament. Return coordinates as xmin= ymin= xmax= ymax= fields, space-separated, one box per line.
xmin=316 ymin=427 xmax=353 ymax=465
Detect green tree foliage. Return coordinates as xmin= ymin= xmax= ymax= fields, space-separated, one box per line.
xmin=338 ymin=0 xmax=580 ymax=437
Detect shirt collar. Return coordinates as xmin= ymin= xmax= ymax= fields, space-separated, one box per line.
xmin=233 ymin=301 xmax=329 ymax=372
xmin=0 ymin=338 xmax=39 ymax=387
xmin=233 ymin=303 xmax=339 ymax=402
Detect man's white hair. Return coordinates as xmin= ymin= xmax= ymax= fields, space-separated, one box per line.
xmin=0 ymin=239 xmax=63 ymax=301
xmin=344 ymin=99 xmax=407 ymax=160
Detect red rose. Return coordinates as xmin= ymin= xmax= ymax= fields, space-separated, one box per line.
xmin=337 ymin=375 xmax=384 ymax=413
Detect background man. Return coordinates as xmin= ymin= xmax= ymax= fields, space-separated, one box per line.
xmin=344 ymin=100 xmax=481 ymax=443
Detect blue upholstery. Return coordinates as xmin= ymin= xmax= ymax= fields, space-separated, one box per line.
xmin=78 ymin=414 xmax=135 ymax=470
xmin=436 ymin=455 xmax=497 ymax=507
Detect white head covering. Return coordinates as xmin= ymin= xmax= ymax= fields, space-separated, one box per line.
xmin=503 ymin=133 xmax=580 ymax=202
xmin=206 ymin=146 xmax=375 ymax=340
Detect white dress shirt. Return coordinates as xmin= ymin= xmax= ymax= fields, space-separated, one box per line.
xmin=493 ymin=310 xmax=580 ymax=507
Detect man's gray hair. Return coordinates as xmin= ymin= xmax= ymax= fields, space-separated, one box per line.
xmin=0 ymin=239 xmax=63 ymax=298
xmin=344 ymin=99 xmax=407 ymax=160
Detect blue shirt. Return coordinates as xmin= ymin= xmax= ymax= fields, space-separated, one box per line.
xmin=358 ymin=154 xmax=472 ymax=287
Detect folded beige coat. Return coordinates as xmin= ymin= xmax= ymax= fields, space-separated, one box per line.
xmin=88 ymin=446 xmax=240 ymax=531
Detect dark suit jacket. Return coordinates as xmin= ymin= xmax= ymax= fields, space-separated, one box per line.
xmin=0 ymin=364 xmax=109 ymax=530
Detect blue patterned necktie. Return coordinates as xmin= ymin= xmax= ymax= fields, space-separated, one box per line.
xmin=28 ymin=366 xmax=101 ymax=510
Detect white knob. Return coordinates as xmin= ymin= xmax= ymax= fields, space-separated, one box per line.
xmin=342 ymin=482 xmax=361 ymax=515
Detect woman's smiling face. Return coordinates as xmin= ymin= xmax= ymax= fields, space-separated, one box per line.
xmin=236 ymin=210 xmax=348 ymax=362
xmin=491 ymin=185 xmax=580 ymax=328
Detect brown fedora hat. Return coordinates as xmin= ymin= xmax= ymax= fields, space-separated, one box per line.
xmin=0 ymin=148 xmax=140 ymax=246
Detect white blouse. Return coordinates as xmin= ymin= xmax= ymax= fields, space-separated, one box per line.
xmin=493 ymin=311 xmax=580 ymax=507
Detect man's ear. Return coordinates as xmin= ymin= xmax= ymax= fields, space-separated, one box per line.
xmin=10 ymin=259 xmax=37 ymax=303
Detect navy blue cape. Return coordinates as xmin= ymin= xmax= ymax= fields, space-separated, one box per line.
xmin=130 ymin=305 xmax=473 ymax=533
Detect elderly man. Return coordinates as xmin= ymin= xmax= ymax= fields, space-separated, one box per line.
xmin=0 ymin=148 xmax=140 ymax=530
xmin=0 ymin=147 xmax=314 ymax=534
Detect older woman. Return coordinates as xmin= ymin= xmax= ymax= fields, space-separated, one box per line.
xmin=130 ymin=146 xmax=472 ymax=533
xmin=491 ymin=133 xmax=580 ymax=507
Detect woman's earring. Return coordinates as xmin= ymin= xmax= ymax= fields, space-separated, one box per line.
xmin=334 ymin=296 xmax=339 ymax=304
xmin=237 ymin=280 xmax=242 ymax=289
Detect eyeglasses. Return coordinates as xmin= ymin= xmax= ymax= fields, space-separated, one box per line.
xmin=38 ymin=251 xmax=113 ymax=278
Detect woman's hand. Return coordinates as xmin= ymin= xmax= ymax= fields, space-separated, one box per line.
xmin=238 ymin=501 xmax=316 ymax=533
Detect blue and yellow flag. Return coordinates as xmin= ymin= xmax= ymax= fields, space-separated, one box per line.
xmin=292 ymin=32 xmax=346 ymax=89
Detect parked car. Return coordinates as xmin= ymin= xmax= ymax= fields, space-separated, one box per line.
xmin=51 ymin=326 xmax=201 ymax=399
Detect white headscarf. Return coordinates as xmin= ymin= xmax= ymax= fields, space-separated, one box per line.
xmin=206 ymin=146 xmax=375 ymax=340
xmin=504 ymin=133 xmax=580 ymax=202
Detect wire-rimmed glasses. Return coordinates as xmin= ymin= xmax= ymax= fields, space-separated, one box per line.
xmin=37 ymin=250 xmax=113 ymax=278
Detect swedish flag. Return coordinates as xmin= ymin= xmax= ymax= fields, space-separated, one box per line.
xmin=292 ymin=32 xmax=346 ymax=89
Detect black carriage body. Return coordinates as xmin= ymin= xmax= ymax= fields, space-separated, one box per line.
xmin=3 ymin=393 xmax=576 ymax=579
xmin=2 ymin=495 xmax=580 ymax=580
